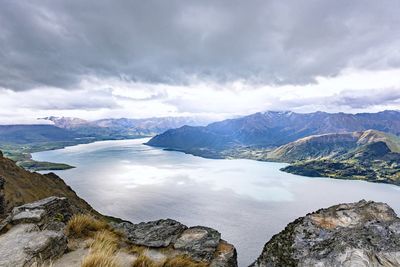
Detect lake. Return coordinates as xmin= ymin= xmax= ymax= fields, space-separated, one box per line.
xmin=32 ymin=138 xmax=400 ymax=266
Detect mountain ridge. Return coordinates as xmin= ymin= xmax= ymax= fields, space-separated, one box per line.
xmin=148 ymin=110 xmax=400 ymax=151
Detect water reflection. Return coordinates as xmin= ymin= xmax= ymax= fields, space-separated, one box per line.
xmin=33 ymin=139 xmax=400 ymax=266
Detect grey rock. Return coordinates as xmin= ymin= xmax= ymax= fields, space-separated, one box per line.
xmin=0 ymin=176 xmax=5 ymax=216
xmin=0 ymin=223 xmax=67 ymax=267
xmin=250 ymin=200 xmax=400 ymax=267
xmin=116 ymin=219 xmax=187 ymax=247
xmin=12 ymin=209 xmax=46 ymax=224
xmin=174 ymin=226 xmax=221 ymax=262
xmin=210 ymin=240 xmax=238 ymax=267
xmin=11 ymin=196 xmax=73 ymax=230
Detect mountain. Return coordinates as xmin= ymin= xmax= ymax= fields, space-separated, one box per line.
xmin=267 ymin=130 xmax=400 ymax=162
xmin=0 ymin=125 xmax=81 ymax=144
xmin=42 ymin=116 xmax=210 ymax=139
xmin=0 ymin=116 xmax=209 ymax=171
xmin=0 ymin=150 xmax=96 ymax=216
xmin=275 ymin=130 xmax=400 ymax=185
xmin=147 ymin=110 xmax=400 ymax=155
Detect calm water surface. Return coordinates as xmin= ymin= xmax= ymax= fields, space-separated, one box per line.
xmin=32 ymin=139 xmax=400 ymax=266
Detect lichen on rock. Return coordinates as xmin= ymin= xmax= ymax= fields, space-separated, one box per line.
xmin=250 ymin=200 xmax=400 ymax=267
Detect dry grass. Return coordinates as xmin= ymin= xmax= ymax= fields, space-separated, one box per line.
xmin=131 ymin=245 xmax=147 ymax=255
xmin=66 ymin=214 xmax=108 ymax=238
xmin=90 ymin=229 xmax=119 ymax=253
xmin=81 ymin=229 xmax=121 ymax=267
xmin=163 ymin=255 xmax=207 ymax=267
xmin=131 ymin=254 xmax=207 ymax=267
xmin=81 ymin=252 xmax=120 ymax=267
xmin=131 ymin=255 xmax=162 ymax=267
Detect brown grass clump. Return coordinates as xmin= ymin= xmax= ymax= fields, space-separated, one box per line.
xmin=131 ymin=254 xmax=207 ymax=267
xmin=81 ymin=252 xmax=120 ymax=267
xmin=163 ymin=255 xmax=207 ymax=267
xmin=81 ymin=229 xmax=120 ymax=267
xmin=131 ymin=245 xmax=147 ymax=255
xmin=66 ymin=214 xmax=108 ymax=238
xmin=90 ymin=229 xmax=119 ymax=253
xmin=131 ymin=255 xmax=162 ymax=267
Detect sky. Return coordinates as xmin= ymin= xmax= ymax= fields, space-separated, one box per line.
xmin=0 ymin=0 xmax=399 ymax=123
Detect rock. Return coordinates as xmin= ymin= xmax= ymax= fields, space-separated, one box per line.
xmin=0 ymin=176 xmax=5 ymax=216
xmin=10 ymin=196 xmax=73 ymax=230
xmin=0 ymin=150 xmax=3 ymax=158
xmin=0 ymin=223 xmax=67 ymax=267
xmin=116 ymin=219 xmax=187 ymax=247
xmin=250 ymin=200 xmax=400 ymax=267
xmin=173 ymin=226 xmax=221 ymax=262
xmin=210 ymin=240 xmax=238 ymax=267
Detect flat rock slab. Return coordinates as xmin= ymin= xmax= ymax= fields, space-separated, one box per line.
xmin=174 ymin=226 xmax=221 ymax=262
xmin=117 ymin=219 xmax=187 ymax=247
xmin=0 ymin=223 xmax=67 ymax=267
xmin=12 ymin=209 xmax=45 ymax=224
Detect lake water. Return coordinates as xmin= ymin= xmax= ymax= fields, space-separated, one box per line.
xmin=32 ymin=138 xmax=400 ymax=266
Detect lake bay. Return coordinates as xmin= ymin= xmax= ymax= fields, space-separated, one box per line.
xmin=33 ymin=138 xmax=400 ymax=266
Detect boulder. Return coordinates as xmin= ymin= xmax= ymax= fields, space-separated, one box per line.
xmin=173 ymin=226 xmax=221 ymax=262
xmin=116 ymin=218 xmax=187 ymax=247
xmin=250 ymin=200 xmax=400 ymax=267
xmin=0 ymin=223 xmax=67 ymax=267
xmin=0 ymin=197 xmax=73 ymax=266
xmin=210 ymin=240 xmax=238 ymax=267
xmin=10 ymin=196 xmax=73 ymax=230
xmin=0 ymin=176 xmax=5 ymax=216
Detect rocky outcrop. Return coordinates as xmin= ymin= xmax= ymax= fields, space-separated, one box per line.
xmin=115 ymin=220 xmax=237 ymax=266
xmin=251 ymin=200 xmax=400 ymax=267
xmin=117 ymin=219 xmax=187 ymax=247
xmin=0 ymin=176 xmax=5 ymax=216
xmin=174 ymin=226 xmax=221 ymax=262
xmin=0 ymin=197 xmax=72 ymax=266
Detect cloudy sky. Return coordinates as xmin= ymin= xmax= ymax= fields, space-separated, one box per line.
xmin=0 ymin=0 xmax=399 ymax=123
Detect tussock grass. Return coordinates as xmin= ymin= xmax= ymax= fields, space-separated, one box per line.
xmin=131 ymin=245 xmax=147 ymax=255
xmin=90 ymin=229 xmax=119 ymax=253
xmin=66 ymin=214 xmax=108 ymax=238
xmin=82 ymin=229 xmax=120 ymax=267
xmin=163 ymin=255 xmax=207 ymax=267
xmin=81 ymin=252 xmax=120 ymax=267
xmin=131 ymin=254 xmax=207 ymax=267
xmin=131 ymin=255 xmax=162 ymax=267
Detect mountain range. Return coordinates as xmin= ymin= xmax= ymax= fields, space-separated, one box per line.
xmin=0 ymin=116 xmax=209 ymax=170
xmin=147 ymin=110 xmax=400 ymax=185
xmin=42 ymin=116 xmax=209 ymax=139
xmin=148 ymin=110 xmax=400 ymax=150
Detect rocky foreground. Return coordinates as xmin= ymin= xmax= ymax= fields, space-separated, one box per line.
xmin=251 ymin=200 xmax=400 ymax=267
xmin=0 ymin=196 xmax=237 ymax=267
xmin=1 ymin=150 xmax=400 ymax=266
xmin=1 ymin=195 xmax=400 ymax=266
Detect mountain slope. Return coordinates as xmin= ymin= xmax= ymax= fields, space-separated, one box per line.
xmin=147 ymin=111 xmax=400 ymax=155
xmin=0 ymin=125 xmax=80 ymax=144
xmin=276 ymin=130 xmax=400 ymax=185
xmin=267 ymin=130 xmax=400 ymax=162
xmin=0 ymin=150 xmax=97 ymax=216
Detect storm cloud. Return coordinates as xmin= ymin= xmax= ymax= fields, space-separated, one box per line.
xmin=1 ymin=0 xmax=399 ymax=91
xmin=0 ymin=0 xmax=399 ymax=122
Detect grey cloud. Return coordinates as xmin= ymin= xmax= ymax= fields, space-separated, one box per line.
xmin=278 ymin=88 xmax=400 ymax=110
xmin=15 ymin=88 xmax=120 ymax=110
xmin=0 ymin=0 xmax=399 ymax=91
